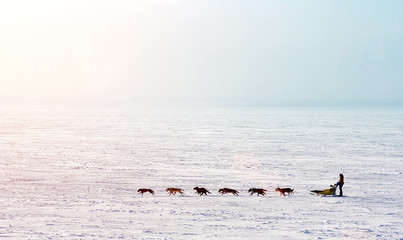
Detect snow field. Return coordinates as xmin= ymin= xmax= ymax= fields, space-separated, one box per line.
xmin=0 ymin=106 xmax=402 ymax=239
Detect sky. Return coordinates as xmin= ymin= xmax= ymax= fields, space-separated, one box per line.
xmin=0 ymin=0 xmax=402 ymax=106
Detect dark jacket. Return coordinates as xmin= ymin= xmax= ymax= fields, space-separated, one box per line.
xmin=338 ymin=174 xmax=344 ymax=186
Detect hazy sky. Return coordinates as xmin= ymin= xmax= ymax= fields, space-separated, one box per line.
xmin=0 ymin=0 xmax=402 ymax=106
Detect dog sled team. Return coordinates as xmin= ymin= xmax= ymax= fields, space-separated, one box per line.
xmin=138 ymin=174 xmax=344 ymax=197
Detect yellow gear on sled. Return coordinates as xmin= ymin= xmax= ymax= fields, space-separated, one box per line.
xmin=311 ymin=185 xmax=336 ymax=196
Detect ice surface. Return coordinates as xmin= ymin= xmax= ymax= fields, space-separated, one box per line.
xmin=0 ymin=106 xmax=402 ymax=239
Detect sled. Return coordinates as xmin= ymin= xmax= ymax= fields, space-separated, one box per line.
xmin=311 ymin=184 xmax=336 ymax=196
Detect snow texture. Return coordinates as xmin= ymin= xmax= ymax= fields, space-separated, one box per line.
xmin=0 ymin=106 xmax=402 ymax=239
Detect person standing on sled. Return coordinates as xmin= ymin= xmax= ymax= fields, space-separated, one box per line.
xmin=336 ymin=173 xmax=344 ymax=196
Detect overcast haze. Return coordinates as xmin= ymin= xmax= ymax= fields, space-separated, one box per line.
xmin=1 ymin=0 xmax=402 ymax=106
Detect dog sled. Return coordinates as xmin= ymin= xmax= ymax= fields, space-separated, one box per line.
xmin=310 ymin=184 xmax=336 ymax=196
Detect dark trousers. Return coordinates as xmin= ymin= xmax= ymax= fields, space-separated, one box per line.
xmin=339 ymin=184 xmax=343 ymax=196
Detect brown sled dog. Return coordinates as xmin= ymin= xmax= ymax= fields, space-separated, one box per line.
xmin=166 ymin=188 xmax=184 ymax=196
xmin=194 ymin=187 xmax=211 ymax=196
xmin=248 ymin=188 xmax=267 ymax=196
xmin=218 ymin=188 xmax=239 ymax=196
xmin=137 ymin=188 xmax=155 ymax=196
xmin=275 ymin=187 xmax=294 ymax=196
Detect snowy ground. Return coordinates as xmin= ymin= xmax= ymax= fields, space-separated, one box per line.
xmin=0 ymin=106 xmax=402 ymax=239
